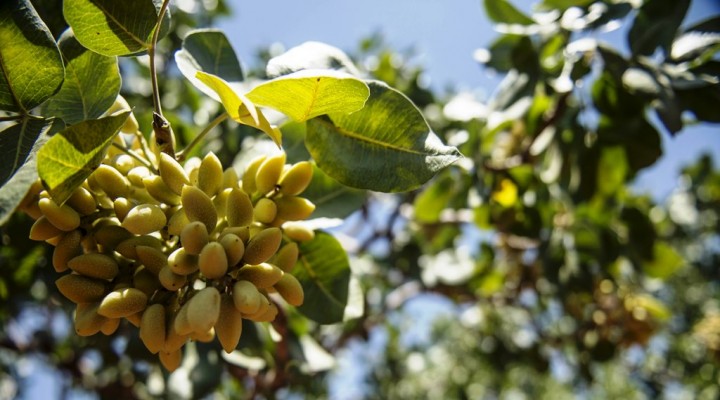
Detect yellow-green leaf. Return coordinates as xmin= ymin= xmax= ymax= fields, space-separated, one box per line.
xmin=195 ymin=71 xmax=281 ymax=146
xmin=37 ymin=112 xmax=130 ymax=203
xmin=246 ymin=70 xmax=369 ymax=122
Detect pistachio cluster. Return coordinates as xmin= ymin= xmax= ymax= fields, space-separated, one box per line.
xmin=21 ymin=136 xmax=315 ymax=372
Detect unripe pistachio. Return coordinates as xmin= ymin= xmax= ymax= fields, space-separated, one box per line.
xmin=220 ymin=233 xmax=244 ymax=267
xmin=272 ymin=242 xmax=299 ymax=273
xmin=182 ymin=185 xmax=217 ymax=232
xmin=113 ymin=197 xmax=134 ymax=222
xmin=232 ymin=280 xmax=263 ymax=315
xmin=52 ymin=230 xmax=83 ymax=273
xmin=225 ymin=188 xmax=253 ymax=227
xmin=253 ymin=198 xmax=277 ymax=224
xmin=274 ymin=196 xmax=315 ymax=221
xmin=93 ymin=164 xmax=131 ymax=199
xmin=97 ymin=287 xmax=148 ymax=318
xmin=186 ymin=287 xmax=221 ymax=333
xmin=159 ymin=266 xmax=187 ymax=291
xmin=255 ymin=152 xmax=286 ymax=195
xmin=159 ymin=349 xmax=182 ymax=372
xmin=236 ymin=263 xmax=284 ymax=289
xmin=38 ymin=197 xmax=81 ymax=231
xmin=29 ymin=216 xmax=63 ymax=241
xmin=278 ymin=161 xmax=313 ymax=196
xmin=135 ymin=245 xmax=168 ymax=275
xmin=168 ymin=247 xmax=199 ymax=275
xmin=159 ymin=153 xmax=190 ymax=195
xmin=116 ymin=235 xmax=164 ymax=260
xmin=245 ymin=301 xmax=278 ymax=322
xmin=93 ymin=225 xmax=133 ymax=251
xmin=180 ymin=221 xmax=209 ymax=255
xmin=140 ymin=304 xmax=166 ymax=354
xmin=243 ymin=227 xmax=282 ymax=265
xmin=216 ymin=294 xmax=243 ymax=353
xmin=74 ymin=303 xmax=106 ymax=336
xmin=241 ymin=155 xmax=266 ymax=194
xmin=100 ymin=317 xmax=121 ymax=335
xmin=167 ymin=207 xmax=190 ymax=236
xmin=66 ymin=186 xmax=97 ymax=215
xmin=197 ymin=152 xmax=223 ymax=196
xmin=67 ymin=253 xmax=119 ymax=280
xmin=274 ymin=273 xmax=304 ymax=306
xmin=164 ymin=311 xmax=190 ymax=352
xmin=56 ymin=274 xmax=108 ymax=303
xmin=143 ymin=175 xmax=181 ymax=205
xmin=223 ymin=167 xmax=239 ymax=189
xmin=282 ymin=222 xmax=315 ymax=242
xmin=122 ymin=204 xmax=167 ymax=235
xmin=198 ymin=242 xmax=228 ymax=279
xmin=127 ymin=166 xmax=152 ymax=187
xmin=133 ymin=267 xmax=162 ymax=296
xmin=110 ymin=154 xmax=136 ymax=175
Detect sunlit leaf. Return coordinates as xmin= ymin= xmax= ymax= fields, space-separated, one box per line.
xmin=0 ymin=0 xmax=64 ymax=113
xmin=175 ymin=29 xmax=243 ymax=100
xmin=45 ymin=30 xmax=121 ymax=124
xmin=483 ymin=0 xmax=534 ymax=26
xmin=37 ymin=112 xmax=130 ymax=204
xmin=306 ymin=81 xmax=462 ymax=192
xmin=63 ymin=0 xmax=162 ymax=56
xmin=194 ymin=71 xmax=281 ymax=146
xmin=246 ymin=70 xmax=369 ymax=122
xmin=295 ymin=231 xmax=351 ymax=324
xmin=266 ymin=41 xmax=360 ymax=78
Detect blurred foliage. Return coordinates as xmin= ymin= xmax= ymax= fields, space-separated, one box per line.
xmin=1 ymin=0 xmax=720 ymax=399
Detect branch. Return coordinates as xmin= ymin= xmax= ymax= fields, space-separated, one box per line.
xmin=148 ymin=0 xmax=174 ymax=157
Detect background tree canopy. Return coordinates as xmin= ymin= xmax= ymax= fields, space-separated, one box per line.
xmin=0 ymin=0 xmax=719 ymax=399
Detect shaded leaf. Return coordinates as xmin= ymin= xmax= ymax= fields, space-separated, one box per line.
xmin=628 ymin=0 xmax=690 ymax=56
xmin=37 ymin=111 xmax=130 ymax=203
xmin=266 ymin=41 xmax=360 ymax=78
xmin=677 ymin=84 xmax=720 ymax=123
xmin=595 ymin=146 xmax=628 ymax=197
xmin=643 ymin=242 xmax=684 ymax=279
xmin=296 ymin=231 xmax=351 ymax=324
xmin=0 ymin=118 xmax=61 ymax=224
xmin=246 ymin=70 xmax=369 ymax=122
xmin=303 ymin=164 xmax=366 ymax=219
xmin=306 ymin=81 xmax=462 ymax=193
xmin=194 ymin=71 xmax=281 ymax=146
xmin=175 ymin=29 xmax=243 ymax=100
xmin=483 ymin=0 xmax=534 ymax=25
xmin=0 ymin=0 xmax=64 ymax=113
xmin=592 ymin=71 xmax=644 ymax=118
xmin=414 ymin=173 xmax=458 ymax=223
xmin=597 ymin=115 xmax=661 ymax=172
xmin=45 ymin=30 xmax=121 ymax=125
xmin=63 ymin=0 xmax=161 ymax=56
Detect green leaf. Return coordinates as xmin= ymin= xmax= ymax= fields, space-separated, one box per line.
xmin=194 ymin=71 xmax=282 ymax=146
xmin=592 ymin=71 xmax=644 ymax=118
xmin=539 ymin=0 xmax=593 ymax=11
xmin=246 ymin=70 xmax=370 ymax=122
xmin=0 ymin=0 xmax=64 ymax=113
xmin=63 ymin=0 xmax=161 ymax=56
xmin=597 ymin=115 xmax=662 ymax=172
xmin=44 ymin=30 xmax=121 ymax=125
xmin=595 ymin=146 xmax=628 ymax=197
xmin=306 ymin=81 xmax=462 ymax=192
xmin=37 ymin=111 xmax=130 ymax=203
xmin=628 ymin=0 xmax=690 ymax=56
xmin=414 ymin=173 xmax=457 ymax=223
xmin=303 ymin=164 xmax=366 ymax=219
xmin=175 ymin=29 xmax=244 ymax=100
xmin=266 ymin=41 xmax=360 ymax=78
xmin=643 ymin=242 xmax=684 ymax=279
xmin=0 ymin=118 xmax=61 ymax=224
xmin=295 ymin=231 xmax=351 ymax=324
xmin=483 ymin=0 xmax=534 ymax=26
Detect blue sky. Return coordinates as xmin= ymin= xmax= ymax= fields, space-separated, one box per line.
xmin=219 ymin=0 xmax=720 ymax=199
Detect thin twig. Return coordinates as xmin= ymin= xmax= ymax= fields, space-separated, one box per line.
xmin=0 ymin=115 xmax=23 ymax=122
xmin=176 ymin=112 xmax=229 ymax=162
xmin=148 ymin=0 xmax=174 ymax=157
xmin=110 ymin=142 xmax=155 ymax=170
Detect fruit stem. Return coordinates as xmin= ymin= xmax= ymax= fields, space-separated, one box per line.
xmin=110 ymin=142 xmax=156 ymax=172
xmin=176 ymin=112 xmax=229 ymax=162
xmin=148 ymin=0 xmax=175 ymax=158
